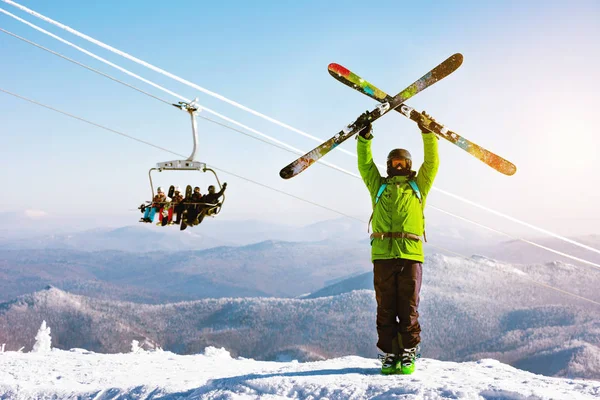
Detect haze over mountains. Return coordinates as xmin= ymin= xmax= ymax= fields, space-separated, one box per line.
xmin=3 ymin=211 xmax=598 ymax=265
xmin=1 ymin=214 xmax=598 ymax=304
xmin=0 ymin=241 xmax=370 ymax=303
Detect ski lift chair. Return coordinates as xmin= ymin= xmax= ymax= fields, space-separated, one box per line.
xmin=141 ymin=100 xmax=225 ymax=226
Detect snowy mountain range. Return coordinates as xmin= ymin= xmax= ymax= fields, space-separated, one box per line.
xmin=1 ymin=252 xmax=598 ymax=381
xmin=2 ymin=214 xmax=599 ymax=386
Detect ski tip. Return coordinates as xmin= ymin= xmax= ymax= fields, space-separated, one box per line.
xmin=279 ymin=168 xmax=293 ymax=179
xmin=328 ymin=63 xmax=350 ymax=77
xmin=490 ymin=159 xmax=517 ymax=176
xmin=504 ymin=164 xmax=517 ymax=176
xmin=451 ymin=53 xmax=464 ymax=67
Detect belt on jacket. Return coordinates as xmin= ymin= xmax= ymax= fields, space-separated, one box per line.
xmin=370 ymin=232 xmax=423 ymax=241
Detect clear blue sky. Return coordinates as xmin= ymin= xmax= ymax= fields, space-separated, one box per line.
xmin=1 ymin=0 xmax=599 ymax=236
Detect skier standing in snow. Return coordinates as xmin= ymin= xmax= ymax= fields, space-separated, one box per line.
xmin=357 ymin=111 xmax=439 ymax=375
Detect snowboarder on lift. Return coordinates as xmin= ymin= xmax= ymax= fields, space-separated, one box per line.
xmin=171 ymin=186 xmax=185 ymax=224
xmin=180 ymin=186 xmax=203 ymax=230
xmin=357 ymin=111 xmax=439 ymax=375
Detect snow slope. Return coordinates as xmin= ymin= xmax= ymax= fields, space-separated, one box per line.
xmin=1 ymin=347 xmax=599 ymax=399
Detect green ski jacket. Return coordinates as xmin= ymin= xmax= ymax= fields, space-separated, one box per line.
xmin=357 ymin=133 xmax=439 ymax=262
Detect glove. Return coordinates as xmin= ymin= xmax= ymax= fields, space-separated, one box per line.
xmin=358 ymin=123 xmax=372 ymax=139
xmin=417 ymin=111 xmax=434 ymax=133
xmin=357 ymin=111 xmax=372 ymax=139
xmin=222 ymin=182 xmax=228 ymax=189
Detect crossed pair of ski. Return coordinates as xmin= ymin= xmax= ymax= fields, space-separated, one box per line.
xmin=279 ymin=53 xmax=516 ymax=179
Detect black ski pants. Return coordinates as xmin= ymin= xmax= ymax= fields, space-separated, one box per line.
xmin=373 ymin=258 xmax=422 ymax=354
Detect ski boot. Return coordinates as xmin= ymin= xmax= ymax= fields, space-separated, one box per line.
xmin=398 ymin=344 xmax=420 ymax=375
xmin=378 ymin=353 xmax=398 ymax=375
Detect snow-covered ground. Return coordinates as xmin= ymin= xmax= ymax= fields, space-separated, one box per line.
xmin=1 ymin=347 xmax=599 ymax=399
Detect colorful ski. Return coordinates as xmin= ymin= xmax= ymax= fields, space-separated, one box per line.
xmin=279 ymin=53 xmax=464 ymax=179
xmin=328 ymin=63 xmax=517 ymax=176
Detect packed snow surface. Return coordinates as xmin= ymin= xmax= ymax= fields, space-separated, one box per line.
xmin=1 ymin=347 xmax=599 ymax=399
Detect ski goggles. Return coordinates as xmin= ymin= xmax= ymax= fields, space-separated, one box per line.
xmin=390 ymin=158 xmax=409 ymax=168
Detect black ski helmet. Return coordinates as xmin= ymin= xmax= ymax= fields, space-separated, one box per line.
xmin=387 ymin=148 xmax=412 ymax=170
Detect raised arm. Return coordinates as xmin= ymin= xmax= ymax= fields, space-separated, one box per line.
xmin=415 ymin=132 xmax=439 ymax=202
xmin=357 ymin=133 xmax=384 ymax=202
xmin=216 ymin=182 xmax=227 ymax=198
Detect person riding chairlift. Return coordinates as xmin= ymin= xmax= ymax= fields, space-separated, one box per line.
xmin=171 ymin=186 xmax=184 ymax=225
xmin=140 ymin=187 xmax=167 ymax=223
xmin=181 ymin=186 xmax=203 ymax=230
xmin=197 ymin=183 xmax=227 ymax=222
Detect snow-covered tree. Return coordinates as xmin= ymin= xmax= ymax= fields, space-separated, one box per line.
xmin=131 ymin=340 xmax=141 ymax=353
xmin=32 ymin=320 xmax=52 ymax=353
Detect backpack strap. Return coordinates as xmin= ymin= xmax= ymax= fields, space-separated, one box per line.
xmin=407 ymin=180 xmax=422 ymax=203
xmin=408 ymin=179 xmax=427 ymax=242
xmin=375 ymin=183 xmax=388 ymax=205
